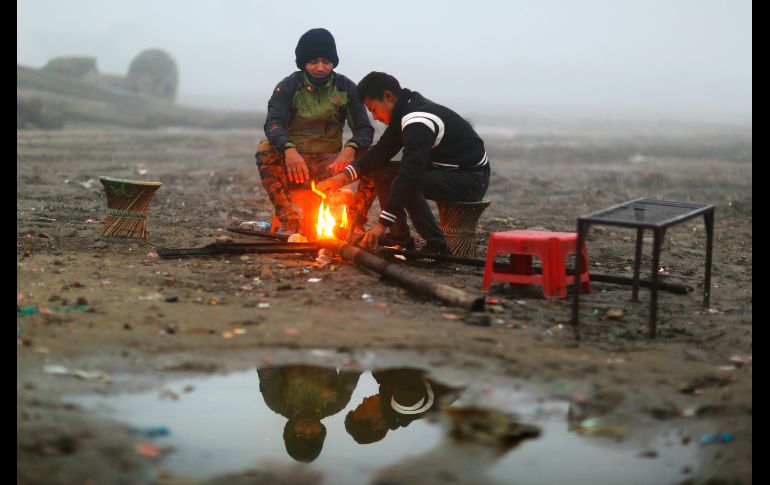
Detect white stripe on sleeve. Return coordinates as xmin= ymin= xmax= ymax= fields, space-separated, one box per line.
xmin=401 ymin=112 xmax=445 ymax=147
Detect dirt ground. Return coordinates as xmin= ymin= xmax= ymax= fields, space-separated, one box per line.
xmin=17 ymin=126 xmax=752 ymax=484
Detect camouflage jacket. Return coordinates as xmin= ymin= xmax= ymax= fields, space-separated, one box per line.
xmin=264 ymin=71 xmax=374 ymax=154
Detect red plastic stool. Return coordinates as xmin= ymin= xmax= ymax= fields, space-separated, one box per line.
xmin=482 ymin=230 xmax=591 ymax=298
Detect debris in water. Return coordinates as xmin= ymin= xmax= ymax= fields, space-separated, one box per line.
xmin=445 ymin=406 xmax=541 ymax=449
xmin=129 ymin=426 xmax=170 ymax=438
xmin=135 ymin=442 xmax=161 ymax=457
xmin=700 ymin=433 xmax=734 ymax=445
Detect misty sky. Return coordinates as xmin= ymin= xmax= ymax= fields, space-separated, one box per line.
xmin=18 ymin=0 xmax=751 ymax=121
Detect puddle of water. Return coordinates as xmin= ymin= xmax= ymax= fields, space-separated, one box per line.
xmin=69 ymin=365 xmax=698 ymax=484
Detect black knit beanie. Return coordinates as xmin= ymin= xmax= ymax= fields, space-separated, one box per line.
xmin=295 ymin=28 xmax=339 ymax=69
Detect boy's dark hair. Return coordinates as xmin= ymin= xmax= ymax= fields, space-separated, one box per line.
xmin=344 ymin=410 xmax=389 ymax=444
xmin=283 ymin=419 xmax=327 ymax=463
xmin=357 ymin=72 xmax=403 ymax=101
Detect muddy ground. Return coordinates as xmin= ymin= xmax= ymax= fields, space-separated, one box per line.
xmin=17 ymin=126 xmax=751 ymax=484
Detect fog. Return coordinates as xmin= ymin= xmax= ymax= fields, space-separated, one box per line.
xmin=18 ymin=0 xmax=751 ymax=123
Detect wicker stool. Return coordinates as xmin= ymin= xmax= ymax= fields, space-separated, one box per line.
xmin=436 ymin=200 xmax=491 ymax=258
xmin=99 ymin=176 xmax=162 ymax=239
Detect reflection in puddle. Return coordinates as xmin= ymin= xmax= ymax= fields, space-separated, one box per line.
xmin=70 ymin=365 xmax=698 ymax=484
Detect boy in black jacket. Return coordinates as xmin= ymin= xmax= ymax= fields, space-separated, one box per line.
xmin=317 ymin=71 xmax=490 ymax=253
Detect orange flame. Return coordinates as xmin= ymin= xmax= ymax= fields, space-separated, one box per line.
xmin=311 ymin=181 xmax=337 ymax=239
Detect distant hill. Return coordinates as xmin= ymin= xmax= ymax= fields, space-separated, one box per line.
xmin=17 ymin=64 xmax=265 ymax=130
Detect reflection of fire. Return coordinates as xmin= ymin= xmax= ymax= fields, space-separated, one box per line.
xmin=311 ymin=181 xmax=347 ymax=239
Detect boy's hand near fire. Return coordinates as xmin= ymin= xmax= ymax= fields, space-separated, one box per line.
xmin=359 ymin=223 xmax=386 ymax=251
xmin=315 ymin=171 xmax=351 ymax=194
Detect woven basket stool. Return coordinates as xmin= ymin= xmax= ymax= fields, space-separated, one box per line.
xmin=436 ymin=200 xmax=491 ymax=258
xmin=99 ymin=176 xmax=162 ymax=239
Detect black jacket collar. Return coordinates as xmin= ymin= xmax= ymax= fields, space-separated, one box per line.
xmin=391 ymin=88 xmax=415 ymax=126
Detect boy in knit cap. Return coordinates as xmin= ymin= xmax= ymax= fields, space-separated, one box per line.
xmin=256 ymin=28 xmax=375 ymax=235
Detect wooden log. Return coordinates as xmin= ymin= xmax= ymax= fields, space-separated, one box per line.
xmin=318 ymin=239 xmax=485 ymax=312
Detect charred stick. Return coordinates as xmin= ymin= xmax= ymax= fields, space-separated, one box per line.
xmin=157 ymin=242 xmax=318 ymax=259
xmin=226 ymin=227 xmax=290 ymax=241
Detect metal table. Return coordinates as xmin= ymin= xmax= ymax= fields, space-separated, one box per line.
xmin=571 ymin=198 xmax=715 ymax=338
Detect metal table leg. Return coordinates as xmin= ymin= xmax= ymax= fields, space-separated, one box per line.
xmin=571 ymin=220 xmax=588 ymax=339
xmin=631 ymin=227 xmax=644 ymax=301
xmin=648 ymin=228 xmax=665 ymax=338
xmin=703 ymin=210 xmax=715 ymax=307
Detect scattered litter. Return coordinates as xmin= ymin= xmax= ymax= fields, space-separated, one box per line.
xmin=35 ymin=346 xmax=50 ymax=354
xmin=514 ymin=300 xmax=527 ymax=305
xmin=44 ymin=365 xmax=70 ymax=375
xmin=17 ymin=292 xmax=24 ymax=303
xmin=394 ymin=254 xmax=407 ymax=260
xmin=374 ymin=302 xmax=388 ymax=308
xmin=17 ymin=306 xmax=38 ymax=317
xmin=288 ymin=234 xmax=308 ymax=243
xmin=138 ymin=293 xmax=163 ymax=301
xmin=258 ymin=302 xmax=270 ymax=309
xmin=146 ymin=252 xmax=159 ymax=260
xmin=206 ymin=298 xmax=218 ymax=305
xmin=239 ymin=255 xmax=251 ymax=262
xmin=601 ymin=308 xmax=624 ymax=320
xmin=260 ymin=266 xmax=274 ymax=279
xmin=679 ymin=407 xmax=697 ymax=417
xmin=442 ymin=313 xmax=461 ymax=320
xmin=310 ymin=349 xmax=334 ymax=357
xmin=78 ymin=179 xmax=97 ymax=189
xmin=361 ymin=293 xmax=372 ymax=300
xmin=551 ymin=381 xmax=570 ymax=391
xmin=700 ymin=433 xmax=734 ymax=445
xmin=129 ymin=426 xmax=170 ymax=438
xmin=164 ymin=293 xmax=178 ymax=303
xmin=485 ymin=297 xmax=499 ymax=304
xmin=85 ymin=218 xmax=95 ymax=223
xmin=657 ymin=266 xmax=670 ymax=276
xmin=316 ymin=248 xmax=333 ymax=266
xmin=573 ymin=418 xmax=626 ymax=439
xmin=240 ymin=221 xmax=270 ymax=232
xmin=282 ymin=327 xmax=300 ymax=336
xmin=591 ymin=308 xmax=600 ymax=316
xmin=135 ymin=442 xmax=161 ymax=457
xmin=233 ymin=328 xmax=247 ymax=335
xmin=44 ymin=366 xmax=110 ymax=381
xmin=729 ymin=355 xmax=752 ymax=365
xmin=73 ymin=370 xmax=111 ymax=381
xmin=221 ymin=332 xmax=234 ymax=339
xmin=307 ymin=278 xmax=322 ymax=283
xmin=302 ymin=268 xmax=310 ymax=273
xmin=160 ymin=389 xmax=180 ymax=400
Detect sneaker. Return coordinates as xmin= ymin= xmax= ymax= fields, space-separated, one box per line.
xmin=379 ymin=233 xmax=416 ymax=250
xmin=418 ymin=241 xmax=451 ymax=256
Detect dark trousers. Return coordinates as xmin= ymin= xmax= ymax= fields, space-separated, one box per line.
xmin=373 ymin=163 xmax=491 ymax=245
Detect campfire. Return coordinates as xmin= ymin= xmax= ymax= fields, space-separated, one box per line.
xmin=311 ymin=181 xmax=347 ymax=240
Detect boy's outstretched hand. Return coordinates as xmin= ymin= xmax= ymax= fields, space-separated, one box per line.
xmin=315 ymin=172 xmax=349 ymax=194
xmin=329 ymin=146 xmax=356 ymax=173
